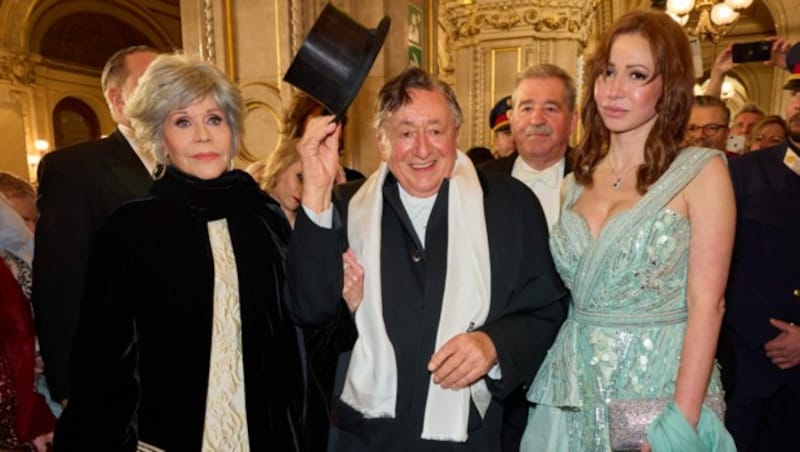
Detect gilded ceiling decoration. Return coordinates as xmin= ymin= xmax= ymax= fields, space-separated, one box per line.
xmin=443 ymin=0 xmax=599 ymax=47
xmin=0 ymin=50 xmax=36 ymax=85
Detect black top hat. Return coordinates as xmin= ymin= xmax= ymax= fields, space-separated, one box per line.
xmin=489 ymin=96 xmax=513 ymax=132
xmin=284 ymin=3 xmax=390 ymax=121
xmin=783 ymin=42 xmax=800 ymax=91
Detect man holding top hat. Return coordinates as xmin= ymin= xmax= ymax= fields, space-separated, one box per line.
xmin=723 ymin=41 xmax=800 ymax=452
xmin=287 ymin=63 xmax=567 ymax=451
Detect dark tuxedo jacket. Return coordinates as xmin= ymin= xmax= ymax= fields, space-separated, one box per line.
xmin=287 ymin=171 xmax=568 ymax=452
xmin=343 ymin=166 xmax=366 ymax=181
xmin=478 ymin=149 xmax=571 ymax=451
xmin=725 ymin=141 xmax=800 ymax=399
xmin=32 ymin=129 xmax=152 ymax=400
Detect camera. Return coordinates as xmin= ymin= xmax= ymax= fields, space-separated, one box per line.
xmin=732 ymin=41 xmax=772 ymax=63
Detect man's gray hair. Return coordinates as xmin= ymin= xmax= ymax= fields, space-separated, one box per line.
xmin=512 ymin=63 xmax=577 ymax=111
xmin=373 ymin=66 xmax=462 ymax=133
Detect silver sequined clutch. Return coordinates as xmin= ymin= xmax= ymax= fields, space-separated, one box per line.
xmin=607 ymin=394 xmax=725 ymax=451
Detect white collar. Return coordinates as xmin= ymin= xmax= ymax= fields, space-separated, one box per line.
xmin=397 ymin=184 xmax=437 ymax=247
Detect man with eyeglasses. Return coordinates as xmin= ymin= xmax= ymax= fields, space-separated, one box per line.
xmin=685 ymin=95 xmax=731 ymax=154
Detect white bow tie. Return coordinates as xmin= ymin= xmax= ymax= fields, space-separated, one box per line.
xmin=518 ymin=167 xmax=558 ymax=188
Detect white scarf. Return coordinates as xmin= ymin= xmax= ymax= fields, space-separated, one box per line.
xmin=342 ymin=152 xmax=492 ymax=442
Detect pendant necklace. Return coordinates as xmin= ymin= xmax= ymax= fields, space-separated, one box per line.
xmin=608 ymin=151 xmax=635 ymax=190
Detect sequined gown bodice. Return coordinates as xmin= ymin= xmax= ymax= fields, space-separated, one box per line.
xmin=525 ymin=147 xmax=725 ymax=451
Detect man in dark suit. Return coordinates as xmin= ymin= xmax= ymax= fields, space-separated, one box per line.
xmin=32 ymin=45 xmax=158 ymax=404
xmin=724 ymin=64 xmax=800 ymax=451
xmin=288 ymin=67 xmax=567 ymax=451
xmin=480 ymin=63 xmax=576 ymax=452
xmin=481 ymin=63 xmax=576 ymax=233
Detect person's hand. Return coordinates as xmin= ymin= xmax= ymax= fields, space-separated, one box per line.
xmin=766 ymin=37 xmax=793 ymax=69
xmin=764 ymin=318 xmax=800 ymax=369
xmin=641 ymin=442 xmax=651 ymax=452
xmin=427 ymin=331 xmax=497 ymax=389
xmin=31 ymin=431 xmax=53 ymax=452
xmin=712 ymin=43 xmax=736 ymax=76
xmin=296 ymin=115 xmax=342 ymax=213
xmin=706 ymin=44 xmax=736 ymax=97
xmin=342 ymin=248 xmax=364 ymax=314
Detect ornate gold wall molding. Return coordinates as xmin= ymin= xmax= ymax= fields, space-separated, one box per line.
xmin=203 ymin=0 xmax=216 ymax=63
xmin=223 ymin=0 xmax=235 ymax=78
xmin=239 ymin=80 xmax=284 ymax=164
xmin=289 ymin=0 xmax=299 ymax=56
xmin=0 ymin=50 xmax=37 ymax=86
xmin=200 ymin=0 xmax=236 ymax=78
xmin=443 ymin=0 xmax=599 ymax=48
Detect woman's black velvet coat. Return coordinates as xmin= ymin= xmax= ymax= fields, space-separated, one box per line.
xmin=54 ymin=168 xmax=311 ymax=451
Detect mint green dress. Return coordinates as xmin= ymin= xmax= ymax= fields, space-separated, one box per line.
xmin=521 ymin=148 xmax=736 ymax=451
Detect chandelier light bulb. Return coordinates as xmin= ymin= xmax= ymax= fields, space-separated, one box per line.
xmin=711 ymin=3 xmax=738 ymax=26
xmin=724 ymin=0 xmax=754 ymax=10
xmin=667 ymin=0 xmax=696 ymax=16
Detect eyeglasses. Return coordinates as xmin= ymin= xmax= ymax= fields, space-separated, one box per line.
xmin=686 ymin=124 xmax=728 ymax=135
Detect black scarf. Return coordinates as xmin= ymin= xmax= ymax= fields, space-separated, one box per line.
xmin=150 ymin=166 xmax=292 ymax=258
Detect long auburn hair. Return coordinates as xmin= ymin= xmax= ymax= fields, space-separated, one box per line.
xmin=573 ymin=10 xmax=694 ymax=194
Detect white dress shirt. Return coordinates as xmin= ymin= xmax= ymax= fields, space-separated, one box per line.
xmin=511 ymin=156 xmax=565 ymax=231
xmin=302 ymin=185 xmax=437 ymax=246
xmin=397 ymin=185 xmax=437 ymax=247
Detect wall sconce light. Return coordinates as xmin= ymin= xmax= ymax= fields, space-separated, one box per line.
xmin=28 ymin=139 xmax=50 ymax=171
xmin=34 ymin=139 xmax=50 ymax=152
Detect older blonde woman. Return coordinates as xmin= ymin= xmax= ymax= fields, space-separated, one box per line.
xmin=55 ymin=53 xmax=308 ymax=451
xmin=248 ymin=139 xmax=303 ymax=227
xmin=748 ymin=115 xmax=788 ymax=152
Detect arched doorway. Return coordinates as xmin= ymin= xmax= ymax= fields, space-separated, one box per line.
xmin=52 ymin=97 xmax=101 ymax=149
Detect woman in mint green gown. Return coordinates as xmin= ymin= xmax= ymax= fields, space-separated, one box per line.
xmin=521 ymin=11 xmax=737 ymax=452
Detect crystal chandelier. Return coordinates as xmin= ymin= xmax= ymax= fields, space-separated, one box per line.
xmin=666 ymin=0 xmax=754 ymax=43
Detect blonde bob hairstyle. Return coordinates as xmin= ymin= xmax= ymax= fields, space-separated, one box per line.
xmin=126 ymin=53 xmax=244 ymax=166
xmin=260 ymin=138 xmax=301 ymax=194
